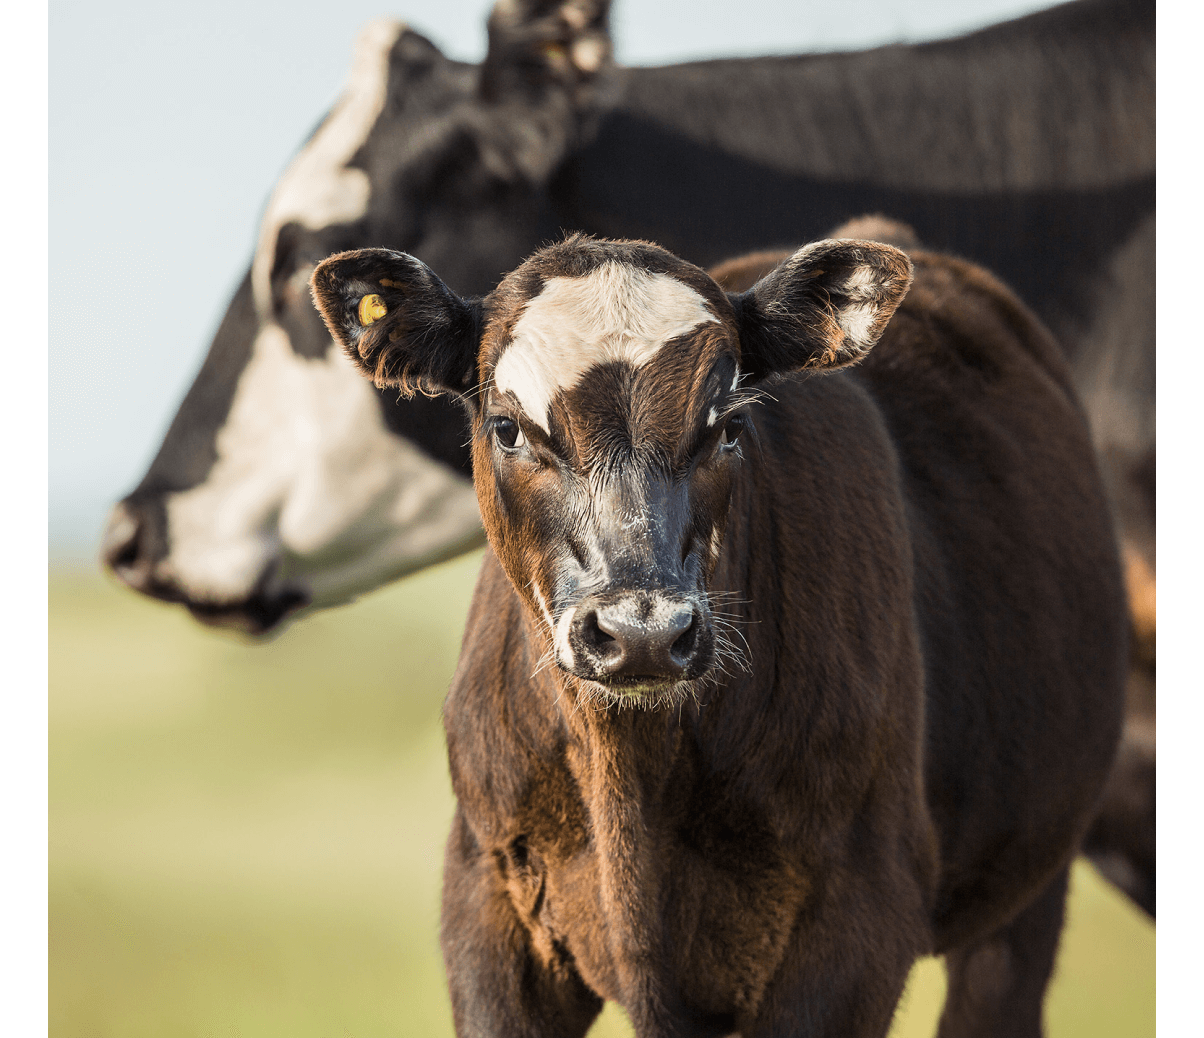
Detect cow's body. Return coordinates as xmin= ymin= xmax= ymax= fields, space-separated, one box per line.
xmin=311 ymin=236 xmax=1127 ymax=1036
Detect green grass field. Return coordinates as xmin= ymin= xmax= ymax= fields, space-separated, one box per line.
xmin=50 ymin=557 xmax=1154 ymax=1037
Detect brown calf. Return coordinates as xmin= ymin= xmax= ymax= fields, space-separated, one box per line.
xmin=312 ymin=233 xmax=1126 ymax=1037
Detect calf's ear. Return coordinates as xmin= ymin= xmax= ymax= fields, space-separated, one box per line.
xmin=310 ymin=248 xmax=482 ymax=397
xmin=730 ymin=239 xmax=913 ymax=380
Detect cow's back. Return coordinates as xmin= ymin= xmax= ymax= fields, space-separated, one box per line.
xmin=844 ymin=252 xmax=1127 ymax=947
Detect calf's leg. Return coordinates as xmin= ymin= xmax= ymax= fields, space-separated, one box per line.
xmin=441 ymin=809 xmax=602 ymax=1038
xmin=936 ymin=865 xmax=1070 ymax=1038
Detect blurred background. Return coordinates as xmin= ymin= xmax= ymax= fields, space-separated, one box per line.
xmin=50 ymin=2 xmax=1154 ymax=1035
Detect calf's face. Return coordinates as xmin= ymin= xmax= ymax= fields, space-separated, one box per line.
xmin=312 ymin=237 xmax=911 ymax=705
xmin=479 ymin=253 xmax=751 ymax=699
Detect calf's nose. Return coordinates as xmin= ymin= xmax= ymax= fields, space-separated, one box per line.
xmin=575 ymin=598 xmax=700 ymax=680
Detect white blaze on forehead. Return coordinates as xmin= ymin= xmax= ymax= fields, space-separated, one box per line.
xmin=251 ymin=18 xmax=404 ymax=313
xmin=493 ymin=262 xmax=718 ymax=432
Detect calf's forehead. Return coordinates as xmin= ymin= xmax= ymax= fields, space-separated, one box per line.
xmin=489 ymin=258 xmax=725 ymax=433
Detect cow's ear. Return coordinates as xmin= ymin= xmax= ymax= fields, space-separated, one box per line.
xmin=730 ymin=240 xmax=913 ymax=380
xmin=310 ymin=249 xmax=482 ymax=398
xmin=476 ymin=1 xmax=613 ymax=181
xmin=481 ymin=0 xmax=612 ymax=100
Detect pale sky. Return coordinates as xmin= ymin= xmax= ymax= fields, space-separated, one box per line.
xmin=50 ymin=0 xmax=1060 ymax=557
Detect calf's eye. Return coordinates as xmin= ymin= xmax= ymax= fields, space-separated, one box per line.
xmin=494 ymin=417 xmax=526 ymax=451
xmin=720 ymin=414 xmax=746 ymax=449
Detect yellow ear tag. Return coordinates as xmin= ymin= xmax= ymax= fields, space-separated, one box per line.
xmin=358 ymin=294 xmax=388 ymax=326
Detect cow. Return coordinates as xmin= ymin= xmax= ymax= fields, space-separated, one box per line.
xmin=309 ymin=233 xmax=1128 ymax=1037
xmin=103 ymin=0 xmax=1154 ymax=642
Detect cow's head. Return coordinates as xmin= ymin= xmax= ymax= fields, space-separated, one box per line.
xmin=102 ymin=1 xmax=613 ymax=635
xmin=312 ymin=235 xmax=911 ymax=705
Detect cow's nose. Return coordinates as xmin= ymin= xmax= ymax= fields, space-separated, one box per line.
xmin=101 ymin=499 xmax=158 ymax=593
xmin=575 ymin=597 xmax=701 ymax=681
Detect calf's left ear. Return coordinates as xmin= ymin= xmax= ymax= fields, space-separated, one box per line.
xmin=310 ymin=248 xmax=482 ymax=397
xmin=730 ymin=239 xmax=912 ymax=380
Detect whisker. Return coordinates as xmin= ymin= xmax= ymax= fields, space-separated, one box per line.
xmin=531 ymin=651 xmax=557 ymax=680
xmin=711 ymin=622 xmax=753 ymax=675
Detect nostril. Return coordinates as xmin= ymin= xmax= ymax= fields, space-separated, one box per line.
xmin=581 ymin=610 xmax=618 ymax=651
xmin=670 ymin=615 xmax=698 ymax=662
xmin=583 ymin=600 xmax=703 ymax=679
xmin=110 ymin=532 xmax=139 ymax=570
xmin=100 ymin=501 xmax=164 ymax=595
xmin=102 ymin=502 xmax=142 ymax=572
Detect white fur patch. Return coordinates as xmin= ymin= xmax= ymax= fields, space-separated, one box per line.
xmin=493 ymin=262 xmax=718 ymax=431
xmin=837 ymin=265 xmax=882 ymax=349
xmin=532 ymin=582 xmax=555 ymax=633
xmin=843 ymin=264 xmax=876 ymax=294
xmin=161 ymin=321 xmax=482 ymax=609
xmin=838 ymin=302 xmax=878 ymax=349
xmin=554 ymin=605 xmax=578 ymax=670
xmin=251 ymin=18 xmax=404 ymax=314
xmin=571 ymin=36 xmax=607 ymax=72
xmin=777 ymin=242 xmax=887 ymax=352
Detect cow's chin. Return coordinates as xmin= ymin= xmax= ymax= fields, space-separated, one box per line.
xmin=183 ymin=588 xmax=311 ymax=638
xmin=570 ymin=673 xmax=707 ymax=711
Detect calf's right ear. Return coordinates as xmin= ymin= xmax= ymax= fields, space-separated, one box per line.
xmin=310 ymin=248 xmax=482 ymax=398
xmin=730 ymin=239 xmax=912 ymax=380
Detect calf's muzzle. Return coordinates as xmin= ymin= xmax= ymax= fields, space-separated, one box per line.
xmin=568 ymin=591 xmax=711 ymax=688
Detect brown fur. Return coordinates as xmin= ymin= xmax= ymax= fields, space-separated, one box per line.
xmin=707 ymin=221 xmax=1156 ymax=919
xmin=311 ymin=236 xmax=1127 ymax=1036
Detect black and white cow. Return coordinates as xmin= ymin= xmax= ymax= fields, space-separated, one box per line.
xmin=104 ymin=0 xmax=1154 ymax=642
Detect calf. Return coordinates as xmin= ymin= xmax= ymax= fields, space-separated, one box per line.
xmin=311 ymin=235 xmax=1127 ymax=1036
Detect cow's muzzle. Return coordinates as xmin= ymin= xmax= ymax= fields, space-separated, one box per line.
xmin=101 ymin=499 xmax=308 ymax=637
xmin=564 ymin=590 xmax=714 ymax=695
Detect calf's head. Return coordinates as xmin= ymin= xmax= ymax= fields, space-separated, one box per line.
xmin=312 ymin=236 xmax=911 ymax=704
